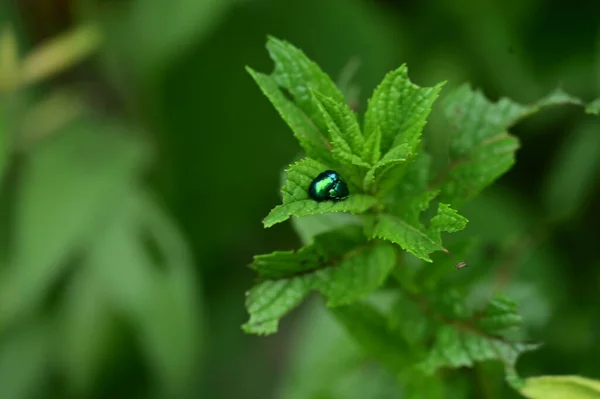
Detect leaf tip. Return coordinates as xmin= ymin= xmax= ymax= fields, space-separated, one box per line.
xmin=241 ymin=320 xmax=278 ymax=336
xmin=265 ymin=34 xmax=280 ymax=43
xmin=265 ymin=35 xmax=289 ymax=52
xmin=262 ymin=219 xmax=275 ymax=228
xmin=262 ymin=206 xmax=287 ymax=228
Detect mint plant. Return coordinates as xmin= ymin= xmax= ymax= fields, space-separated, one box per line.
xmin=243 ymin=36 xmax=600 ymax=392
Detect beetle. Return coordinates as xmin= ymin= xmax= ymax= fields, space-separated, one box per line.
xmin=308 ymin=170 xmax=349 ymax=202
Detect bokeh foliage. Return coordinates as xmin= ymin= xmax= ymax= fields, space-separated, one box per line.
xmin=1 ymin=0 xmax=600 ymax=398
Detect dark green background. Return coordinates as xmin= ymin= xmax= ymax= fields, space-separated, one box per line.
xmin=2 ymin=0 xmax=600 ymax=398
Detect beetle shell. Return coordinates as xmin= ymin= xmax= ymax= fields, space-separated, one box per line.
xmin=308 ymin=170 xmax=349 ymax=202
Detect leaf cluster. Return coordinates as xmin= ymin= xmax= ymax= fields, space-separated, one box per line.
xmin=243 ymin=37 xmax=600 ymax=389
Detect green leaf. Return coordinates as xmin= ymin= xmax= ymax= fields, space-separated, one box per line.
xmin=410 ymin=292 xmax=540 ymax=385
xmin=317 ymin=243 xmax=396 ymax=306
xmin=420 ymin=325 xmax=538 ymax=385
xmin=363 ymin=143 xmax=411 ymax=190
xmin=429 ymin=203 xmax=469 ymax=235
xmin=437 ymin=84 xmax=527 ymax=205
xmin=263 ymin=158 xmax=377 ymax=227
xmin=534 ymin=87 xmax=583 ymax=108
xmin=312 ymin=90 xmax=369 ymax=168
xmin=0 ymin=119 xmax=149 ymax=327
xmin=372 ymin=202 xmax=467 ymax=262
xmin=372 ymin=212 xmax=437 ymax=262
xmin=265 ymin=195 xmax=376 ymax=228
xmin=331 ymin=301 xmax=416 ymax=372
xmin=362 ymin=124 xmax=382 ymax=165
xmin=437 ymin=85 xmax=600 ymax=206
xmin=380 ymin=150 xmax=432 ymax=203
xmin=243 ymin=227 xmax=396 ymax=335
xmin=370 ymin=150 xmax=468 ymax=263
xmin=520 ymin=375 xmax=600 ymax=399
xmin=528 ymin=86 xmax=600 ymax=114
xmin=390 ymin=273 xmax=537 ymax=386
xmin=243 ymin=279 xmax=311 ymax=335
xmin=363 ymin=64 xmax=444 ymax=153
xmin=246 ymin=67 xmax=333 ymax=164
xmin=267 ymin=36 xmax=346 ymax=135
xmin=252 ymin=224 xmax=365 ymax=280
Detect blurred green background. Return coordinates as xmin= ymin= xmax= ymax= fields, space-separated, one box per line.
xmin=1 ymin=0 xmax=599 ymax=398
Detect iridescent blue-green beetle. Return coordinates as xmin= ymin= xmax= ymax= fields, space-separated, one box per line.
xmin=308 ymin=170 xmax=349 ymax=202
